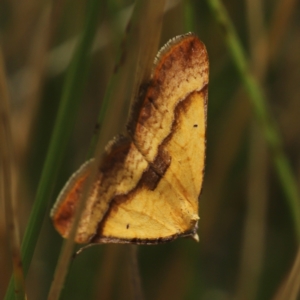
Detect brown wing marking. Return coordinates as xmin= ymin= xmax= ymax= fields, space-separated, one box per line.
xmin=51 ymin=136 xmax=149 ymax=243
xmin=51 ymin=160 xmax=94 ymax=242
xmin=128 ymin=34 xmax=208 ymax=165
xmin=162 ymin=88 xmax=207 ymax=211
xmin=91 ymin=88 xmax=206 ymax=243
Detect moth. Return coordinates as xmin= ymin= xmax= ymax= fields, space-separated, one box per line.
xmin=51 ymin=33 xmax=209 ymax=244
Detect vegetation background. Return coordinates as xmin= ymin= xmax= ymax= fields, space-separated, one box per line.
xmin=1 ymin=0 xmax=300 ymax=299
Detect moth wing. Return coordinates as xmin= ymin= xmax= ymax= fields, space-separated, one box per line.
xmin=92 ymin=89 xmax=207 ymax=243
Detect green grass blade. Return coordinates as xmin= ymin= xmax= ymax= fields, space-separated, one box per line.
xmin=4 ymin=1 xmax=105 ymax=299
xmin=206 ymin=0 xmax=300 ymax=242
xmin=184 ymin=0 xmax=195 ymax=33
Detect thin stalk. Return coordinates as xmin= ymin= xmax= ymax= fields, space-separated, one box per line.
xmin=206 ymin=0 xmax=300 ymax=241
xmin=88 ymin=0 xmax=166 ymax=157
xmin=4 ymin=0 xmax=104 ymax=299
xmin=47 ymin=0 xmax=105 ymax=299
xmin=0 ymin=48 xmax=26 ymax=300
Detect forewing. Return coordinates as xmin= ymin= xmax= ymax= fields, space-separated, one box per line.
xmin=92 ymin=73 xmax=208 ymax=244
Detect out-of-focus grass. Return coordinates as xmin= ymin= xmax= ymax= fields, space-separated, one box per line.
xmin=0 ymin=48 xmax=26 ymax=300
xmin=1 ymin=0 xmax=300 ymax=299
xmin=4 ymin=0 xmax=105 ymax=299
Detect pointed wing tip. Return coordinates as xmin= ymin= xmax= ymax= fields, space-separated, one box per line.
xmin=191 ymin=233 xmax=200 ymax=242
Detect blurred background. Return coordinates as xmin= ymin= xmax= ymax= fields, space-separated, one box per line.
xmin=1 ymin=0 xmax=300 ymax=299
